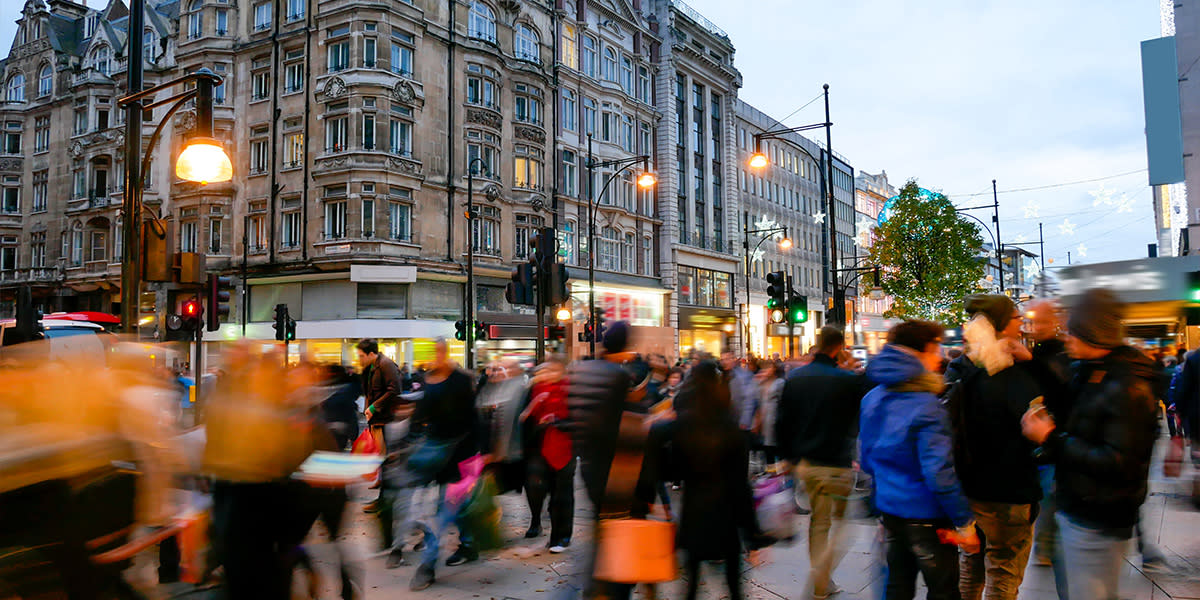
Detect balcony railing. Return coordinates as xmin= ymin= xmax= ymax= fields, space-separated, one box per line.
xmin=254 ymin=22 xmax=272 ymax=32
xmin=0 ymin=267 xmax=59 ymax=283
xmin=678 ymin=232 xmax=734 ymax=254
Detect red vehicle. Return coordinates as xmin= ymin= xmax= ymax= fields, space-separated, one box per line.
xmin=41 ymin=311 xmax=122 ymax=332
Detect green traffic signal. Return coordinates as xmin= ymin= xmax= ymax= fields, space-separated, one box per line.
xmin=790 ymin=305 xmax=808 ymax=324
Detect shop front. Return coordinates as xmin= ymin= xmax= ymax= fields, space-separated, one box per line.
xmin=677 ymin=265 xmax=737 ymax=358
xmin=568 ymin=282 xmax=673 ymax=359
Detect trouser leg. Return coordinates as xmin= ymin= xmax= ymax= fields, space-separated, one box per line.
xmin=549 ymin=458 xmax=577 ymax=542
xmin=799 ymin=462 xmax=851 ymax=598
xmin=881 ymin=515 xmax=919 ymax=600
xmin=967 ymin=501 xmax=1033 ymax=600
xmin=1056 ymin=513 xmax=1127 ymax=600
xmin=526 ymin=456 xmax=549 ymax=530
xmin=684 ymin=557 xmax=702 ymax=600
xmin=1032 ymin=466 xmax=1057 ymax=563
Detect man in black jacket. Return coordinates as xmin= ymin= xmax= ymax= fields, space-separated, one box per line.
xmin=1024 ymin=299 xmax=1070 ymax=566
xmin=776 ymin=326 xmax=865 ymax=600
xmin=947 ymin=294 xmax=1043 ymax=600
xmin=1023 ymin=289 xmax=1159 ymax=600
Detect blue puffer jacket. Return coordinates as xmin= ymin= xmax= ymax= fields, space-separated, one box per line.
xmin=859 ymin=345 xmax=972 ymax=527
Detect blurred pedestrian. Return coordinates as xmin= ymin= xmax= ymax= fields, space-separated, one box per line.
xmin=521 ymin=356 xmax=575 ymax=552
xmin=752 ymin=360 xmax=784 ymax=466
xmin=777 ymin=327 xmax=867 ymax=599
xmin=721 ymin=351 xmax=759 ymax=446
xmin=319 ymin=364 xmax=361 ymax=451
xmin=477 ymin=359 xmax=528 ymax=494
xmin=945 ymin=294 xmax=1042 ymax=600
xmin=672 ymin=360 xmax=769 ymax=600
xmin=860 ymin=321 xmax=979 ymax=600
xmin=357 ymin=339 xmax=408 ymax=513
xmin=1021 ymin=289 xmax=1159 ymax=600
xmin=1023 ymin=298 xmax=1071 ymax=567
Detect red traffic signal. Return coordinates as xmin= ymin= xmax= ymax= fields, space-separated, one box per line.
xmin=183 ymin=299 xmax=201 ymax=317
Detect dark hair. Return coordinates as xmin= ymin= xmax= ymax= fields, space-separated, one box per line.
xmin=762 ymin=360 xmax=783 ymax=378
xmin=677 ymin=360 xmax=731 ymax=421
xmin=356 ymin=338 xmax=379 ymax=355
xmin=817 ymin=326 xmax=845 ymax=354
xmin=666 ymin=367 xmax=684 ymax=380
xmin=888 ymin=320 xmax=944 ymax=353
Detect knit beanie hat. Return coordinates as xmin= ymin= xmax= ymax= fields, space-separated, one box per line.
xmin=964 ymin=294 xmax=1016 ymax=332
xmin=602 ymin=320 xmax=631 ymax=354
xmin=1067 ymin=288 xmax=1125 ymax=349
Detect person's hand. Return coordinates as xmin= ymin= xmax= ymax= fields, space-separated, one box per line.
xmin=1021 ymin=407 xmax=1056 ymax=444
xmin=364 ymin=404 xmax=375 ymax=420
xmin=1005 ymin=338 xmax=1033 ymax=362
xmin=539 ymin=414 xmax=557 ymax=426
xmin=959 ymin=528 xmax=981 ymax=554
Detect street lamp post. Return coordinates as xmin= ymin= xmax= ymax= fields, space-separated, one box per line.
xmin=464 ymin=158 xmax=488 ymax=371
xmin=954 ymin=180 xmax=1003 ymax=292
xmin=117 ymin=65 xmax=232 ymax=335
xmin=584 ymin=134 xmax=655 ymax=356
xmin=741 ymin=217 xmax=791 ymax=356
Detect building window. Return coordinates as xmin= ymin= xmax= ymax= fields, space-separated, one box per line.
xmin=143 ymin=28 xmax=157 ymax=61
xmin=287 ymin=0 xmax=304 ymax=21
xmin=562 ymin=88 xmax=577 ymax=132
xmin=515 ymin=24 xmax=539 ymax=63
xmin=620 ymin=56 xmax=633 ymax=95
xmin=388 ymin=188 xmax=412 ymax=241
xmin=324 ymin=201 xmax=346 ymax=240
xmin=390 ymin=31 xmax=414 ymax=75
xmin=562 ymin=150 xmax=577 ymax=197
xmin=37 ymin=64 xmax=52 ymax=97
xmin=187 ymin=0 xmax=203 ymax=38
xmin=74 ymin=108 xmax=87 ymax=135
xmin=602 ymin=47 xmax=617 ymax=82
xmin=466 ymin=64 xmax=498 ymax=109
xmin=362 ymin=113 xmax=375 ymax=149
xmin=70 ymin=222 xmax=83 ymax=265
xmin=32 ymin=170 xmax=47 ymax=212
xmin=600 ymin=103 xmax=614 ymax=142
xmin=637 ymin=66 xmax=651 ymax=103
xmin=284 ymin=57 xmax=304 ymax=92
xmin=621 ymin=114 xmax=634 ymax=153
xmin=513 ymin=84 xmax=542 ymax=124
xmin=284 ymin=132 xmax=304 ymax=167
xmin=253 ymin=2 xmax=271 ymax=30
xmin=3 ymin=122 xmax=21 ymax=154
xmin=471 ymin=205 xmax=500 ymax=255
xmin=327 ymin=39 xmax=349 ymax=72
xmin=88 ymin=230 xmax=106 ymax=262
xmin=249 ymin=215 xmax=266 ymax=251
xmin=562 ymin=221 xmax=576 ymax=265
xmin=361 ymin=199 xmax=374 ymax=238
xmin=561 ymin=23 xmax=578 ymax=70
xmin=642 ymin=236 xmax=653 ymax=275
xmin=514 ymin=144 xmax=543 ymax=190
xmin=250 ymin=139 xmax=268 ymax=173
xmin=181 ymin=221 xmax=198 ymax=253
xmin=90 ymin=46 xmax=110 ymax=75
xmin=0 ymin=246 xmax=15 ymax=273
xmin=466 ymin=130 xmax=499 ymax=178
xmin=583 ymin=97 xmax=596 ymax=136
xmin=677 ymin=266 xmax=732 ymax=308
xmin=6 ymin=73 xmax=24 ymax=102
xmin=31 ymin=232 xmax=45 ymax=268
xmin=514 ymin=214 xmax=544 ymax=259
xmin=1 ymin=180 xmax=18 ymax=214
xmin=282 ymin=211 xmax=301 ymax=247
xmin=582 ymin=36 xmax=597 ymax=78
xmin=252 ymin=70 xmax=269 ymax=99
xmin=215 ymin=8 xmax=228 ymax=34
xmin=468 ymin=1 xmax=496 ymax=42
xmin=388 ymin=118 xmax=411 ymax=155
xmin=326 ymin=116 xmax=347 ymax=152
xmin=599 ymin=227 xmax=618 ymax=271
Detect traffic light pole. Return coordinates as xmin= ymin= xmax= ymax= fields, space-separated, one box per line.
xmin=786 ymin=273 xmax=795 ymax=359
xmin=465 ymin=159 xmax=486 ymax=371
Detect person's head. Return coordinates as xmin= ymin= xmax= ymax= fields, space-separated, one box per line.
xmin=433 ymin=336 xmax=450 ymax=367
xmin=534 ymin=355 xmax=567 ymax=383
xmin=355 ymin=339 xmax=379 ymax=366
xmin=1024 ymin=299 xmax=1061 ymax=342
xmin=756 ymin=360 xmax=781 ymax=380
xmin=678 ymin=359 xmax=731 ymax=419
xmin=323 ymin=363 xmax=348 ymax=384
xmin=965 ymin=294 xmax=1021 ymax=339
xmin=666 ymin=367 xmax=683 ymax=388
xmin=816 ymin=326 xmax=846 ymax=358
xmin=602 ymin=320 xmax=631 ymax=356
xmin=888 ymin=320 xmax=945 ymax=373
xmin=1065 ymin=288 xmax=1124 ymax=360
xmin=719 ymin=351 xmax=736 ymax=371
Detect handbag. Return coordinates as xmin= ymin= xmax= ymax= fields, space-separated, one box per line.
xmin=592 ymin=411 xmax=677 ymax=584
xmin=351 ymin=428 xmax=378 ymax=455
xmin=1164 ymin=436 xmax=1185 ymax=478
xmin=753 ymin=474 xmax=796 ymax=541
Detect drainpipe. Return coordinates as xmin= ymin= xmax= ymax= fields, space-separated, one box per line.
xmin=300 ymin=0 xmax=314 ymax=262
xmin=446 ymin=0 xmax=457 ymax=262
xmin=266 ymin=0 xmax=282 ymax=264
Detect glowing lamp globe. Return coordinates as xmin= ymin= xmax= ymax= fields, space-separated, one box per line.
xmin=555 ymin=307 xmax=572 ymax=321
xmin=176 ymin=137 xmax=234 ymax=184
xmin=778 ymin=237 xmax=793 ymax=250
xmin=748 ymin=152 xmax=768 ymax=169
xmin=637 ymin=172 xmax=657 ymax=188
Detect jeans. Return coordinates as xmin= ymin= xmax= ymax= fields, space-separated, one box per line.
xmin=1053 ymin=513 xmax=1130 ymax=600
xmin=526 ymin=455 xmax=577 ymax=543
xmin=412 ymin=486 xmax=460 ymax=569
xmin=1032 ymin=466 xmax=1057 ymax=563
xmin=958 ymin=500 xmax=1034 ymax=600
xmin=796 ymin=461 xmax=853 ymax=598
xmin=880 ymin=513 xmax=961 ymax=600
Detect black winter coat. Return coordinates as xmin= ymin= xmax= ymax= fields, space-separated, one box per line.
xmin=411 ymin=369 xmax=479 ymax=484
xmin=944 ymin=356 xmax=1043 ymax=504
xmin=1041 ymin=346 xmax=1159 ymax=531
xmin=775 ymin=354 xmax=867 ymax=467
xmin=564 ymin=358 xmax=632 ymax=508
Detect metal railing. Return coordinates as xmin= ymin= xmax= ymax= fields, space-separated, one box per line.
xmin=670 ymin=0 xmax=729 ymax=39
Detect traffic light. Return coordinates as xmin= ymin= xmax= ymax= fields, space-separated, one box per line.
xmin=581 ymin=319 xmax=595 ymax=343
xmin=765 ymin=271 xmax=787 ymax=310
xmin=787 ymin=295 xmax=810 ymax=324
xmin=1188 ymin=271 xmax=1200 ymax=302
xmin=273 ymin=303 xmax=290 ymax=341
xmin=454 ymin=319 xmax=467 ymax=341
xmin=181 ymin=297 xmax=203 ymax=331
xmin=547 ymin=325 xmax=566 ymax=342
xmin=593 ymin=308 xmax=606 ymax=344
xmin=206 ymin=273 xmax=234 ymax=332
xmin=473 ymin=320 xmax=488 ymax=342
xmin=768 ymin=305 xmax=785 ymax=324
xmin=545 ymin=263 xmax=570 ymax=306
xmin=531 ymin=226 xmax=556 ymax=267
xmin=506 ymin=262 xmax=536 ymax=306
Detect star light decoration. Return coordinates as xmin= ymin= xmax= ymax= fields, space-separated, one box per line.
xmin=1077 ymin=244 xmax=1088 ymax=257
xmin=1089 ymin=184 xmax=1117 ymax=208
xmin=750 ymin=248 xmax=765 ymax=264
xmin=812 ymin=211 xmax=826 ymax=224
xmin=1012 ymin=233 xmax=1029 ymax=244
xmin=1022 ymin=200 xmax=1040 ymax=219
xmin=854 ymin=218 xmax=875 ymax=247
xmin=1058 ymin=218 xmax=1077 ymax=237
xmin=1115 ymin=195 xmax=1137 ymax=214
xmin=1023 ymin=260 xmax=1042 ymax=280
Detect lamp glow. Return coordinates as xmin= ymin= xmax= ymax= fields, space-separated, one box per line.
xmin=555 ymin=307 xmax=572 ymax=321
xmin=176 ymin=136 xmax=233 ymax=184
xmin=749 ymin=152 xmax=768 ymax=169
xmin=637 ymin=172 xmax=657 ymax=188
xmin=778 ymin=237 xmax=793 ymax=250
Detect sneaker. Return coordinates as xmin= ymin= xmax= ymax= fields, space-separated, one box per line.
xmin=362 ymin=500 xmax=381 ymax=514
xmin=409 ymin=563 xmax=436 ymax=591
xmin=525 ymin=525 xmax=543 ymax=539
xmin=813 ymin=582 xmax=844 ymax=599
xmin=445 ymin=546 xmax=478 ymax=567
xmin=386 ymin=550 xmax=405 ymax=569
xmin=548 ymin=540 xmax=570 ymax=553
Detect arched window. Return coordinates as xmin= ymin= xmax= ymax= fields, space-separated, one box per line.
xmin=188 ymin=0 xmax=203 ymax=39
xmin=91 ymin=45 xmax=110 ymax=75
xmin=37 ymin=64 xmax=52 ymax=97
xmin=143 ymin=28 xmax=157 ymax=61
xmin=602 ymin=47 xmax=617 ymax=82
xmin=467 ymin=1 xmax=495 ymax=42
xmin=5 ymin=73 xmax=24 ymax=102
xmin=514 ymin=24 xmax=539 ymax=63
xmin=70 ymin=221 xmax=84 ymax=266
